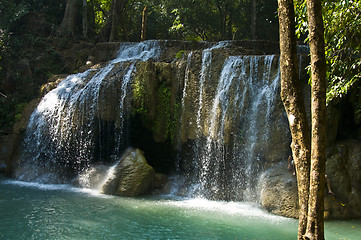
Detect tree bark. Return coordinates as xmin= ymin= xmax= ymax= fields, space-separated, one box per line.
xmin=304 ymin=0 xmax=327 ymax=239
xmin=141 ymin=6 xmax=148 ymax=41
xmin=82 ymin=0 xmax=88 ymax=37
xmin=277 ymin=0 xmax=311 ymax=238
xmin=109 ymin=0 xmax=119 ymax=42
xmin=251 ymin=0 xmax=257 ymax=40
xmin=59 ymin=0 xmax=78 ymax=37
xmin=109 ymin=0 xmax=129 ymax=42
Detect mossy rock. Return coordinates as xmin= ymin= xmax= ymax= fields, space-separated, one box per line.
xmin=101 ymin=148 xmax=155 ymax=197
xmin=132 ymin=61 xmax=179 ymax=143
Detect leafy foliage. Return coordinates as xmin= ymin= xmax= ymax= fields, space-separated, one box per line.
xmin=159 ymin=0 xmax=278 ymax=41
xmin=323 ymin=0 xmax=361 ymax=102
xmin=89 ymin=0 xmax=279 ymax=41
xmin=295 ymin=0 xmax=361 ymax=104
xmin=0 ymin=1 xmax=28 ymax=32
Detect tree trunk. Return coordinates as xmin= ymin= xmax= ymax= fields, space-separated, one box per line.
xmin=277 ymin=0 xmax=311 ymax=238
xmin=251 ymin=0 xmax=257 ymax=40
xmin=82 ymin=0 xmax=88 ymax=38
xmin=59 ymin=0 xmax=78 ymax=37
xmin=109 ymin=0 xmax=129 ymax=42
xmin=141 ymin=6 xmax=148 ymax=41
xmin=109 ymin=0 xmax=118 ymax=42
xmin=304 ymin=0 xmax=327 ymax=239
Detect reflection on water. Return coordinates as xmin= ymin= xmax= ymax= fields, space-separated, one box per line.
xmin=1 ymin=177 xmax=360 ymax=240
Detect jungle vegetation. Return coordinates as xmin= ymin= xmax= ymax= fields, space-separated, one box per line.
xmin=0 ymin=0 xmax=360 ymax=135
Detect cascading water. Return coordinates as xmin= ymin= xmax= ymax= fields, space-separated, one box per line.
xmin=16 ymin=41 xmax=161 ymax=183
xmin=7 ymin=41 xmax=361 ymax=236
xmin=177 ymin=49 xmax=284 ymax=201
xmin=16 ymin=40 xmax=288 ymax=202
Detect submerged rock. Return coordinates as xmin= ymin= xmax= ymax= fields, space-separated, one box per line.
xmin=101 ymin=148 xmax=155 ymax=197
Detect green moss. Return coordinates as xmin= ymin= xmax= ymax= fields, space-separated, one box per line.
xmin=132 ymin=71 xmax=147 ymax=115
xmin=168 ymin=102 xmax=180 ymax=142
xmin=131 ymin=62 xmax=180 ymax=144
xmin=175 ymin=50 xmax=185 ymax=58
xmin=153 ymin=82 xmax=171 ymax=141
xmin=132 ymin=63 xmax=151 ymax=126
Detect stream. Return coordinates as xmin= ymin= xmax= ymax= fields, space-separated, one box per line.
xmin=1 ymin=176 xmax=360 ymax=240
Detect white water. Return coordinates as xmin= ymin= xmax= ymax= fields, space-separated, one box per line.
xmin=176 ymin=51 xmax=194 ymax=172
xmin=180 ymin=51 xmax=194 ymax=138
xmin=19 ymin=40 xmax=283 ymax=202
xmin=196 ymin=41 xmax=230 ymax=132
xmin=177 ymin=52 xmax=282 ymax=201
xmin=17 ymin=41 xmax=161 ymax=183
xmin=6 ymin=41 xmax=360 ymax=239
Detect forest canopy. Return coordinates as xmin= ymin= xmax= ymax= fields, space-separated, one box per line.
xmin=0 ymin=0 xmax=360 ymax=129
xmin=0 ymin=0 xmax=279 ymax=42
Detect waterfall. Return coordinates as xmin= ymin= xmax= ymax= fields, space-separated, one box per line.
xmin=16 ymin=40 xmax=289 ymax=202
xmin=16 ymin=41 xmax=161 ymax=183
xmin=177 ymin=52 xmax=282 ymax=201
xmin=179 ymin=52 xmax=194 ymax=143
xmin=196 ymin=41 xmax=230 ymax=132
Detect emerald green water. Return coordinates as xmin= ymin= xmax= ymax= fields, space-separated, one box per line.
xmin=1 ymin=177 xmax=360 ymax=240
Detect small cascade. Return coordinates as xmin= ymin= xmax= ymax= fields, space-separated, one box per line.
xmin=16 ymin=40 xmax=290 ymax=202
xmin=176 ymin=51 xmax=194 ymax=172
xmin=196 ymin=42 xmax=230 ymax=131
xmin=177 ymin=42 xmax=229 ymax=184
xmin=179 ymin=52 xmax=194 ymax=139
xmin=75 ymin=162 xmax=118 ymax=191
xmin=177 ymin=53 xmax=283 ymax=201
xmin=16 ymin=41 xmax=161 ymax=183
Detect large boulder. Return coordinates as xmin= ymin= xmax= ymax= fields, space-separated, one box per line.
xmin=324 ymin=139 xmax=361 ymax=218
xmin=101 ymin=148 xmax=155 ymax=197
xmin=259 ymin=139 xmax=361 ymax=219
xmin=259 ymin=162 xmax=299 ymax=218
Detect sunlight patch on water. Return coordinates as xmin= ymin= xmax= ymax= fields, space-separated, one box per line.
xmin=2 ymin=179 xmax=110 ymax=198
xmin=1 ymin=178 xmax=360 ymax=240
xmin=3 ymin=178 xmax=285 ymax=224
xmin=165 ymin=197 xmax=290 ymax=223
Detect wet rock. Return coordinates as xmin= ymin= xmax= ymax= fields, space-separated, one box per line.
xmin=98 ymin=62 xmax=133 ymax=122
xmin=101 ymin=148 xmax=155 ymax=197
xmin=59 ymin=42 xmax=120 ymax=73
xmin=324 ymin=139 xmax=361 ymax=218
xmin=153 ymin=173 xmax=169 ymax=189
xmin=132 ymin=61 xmax=177 ymax=143
xmin=260 ymin=139 xmax=361 ymax=219
xmin=13 ymin=99 xmax=40 ymax=134
xmin=0 ymin=133 xmax=21 ymax=177
xmin=259 ymin=163 xmax=299 ymax=218
xmin=40 ymin=75 xmax=68 ymax=96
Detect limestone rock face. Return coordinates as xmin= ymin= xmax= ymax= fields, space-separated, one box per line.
xmin=259 ymin=140 xmax=361 ymax=219
xmin=132 ymin=61 xmax=177 ymax=143
xmin=153 ymin=173 xmax=169 ymax=189
xmin=259 ymin=163 xmax=299 ymax=218
xmin=324 ymin=139 xmax=361 ymax=218
xmin=101 ymin=148 xmax=155 ymax=197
